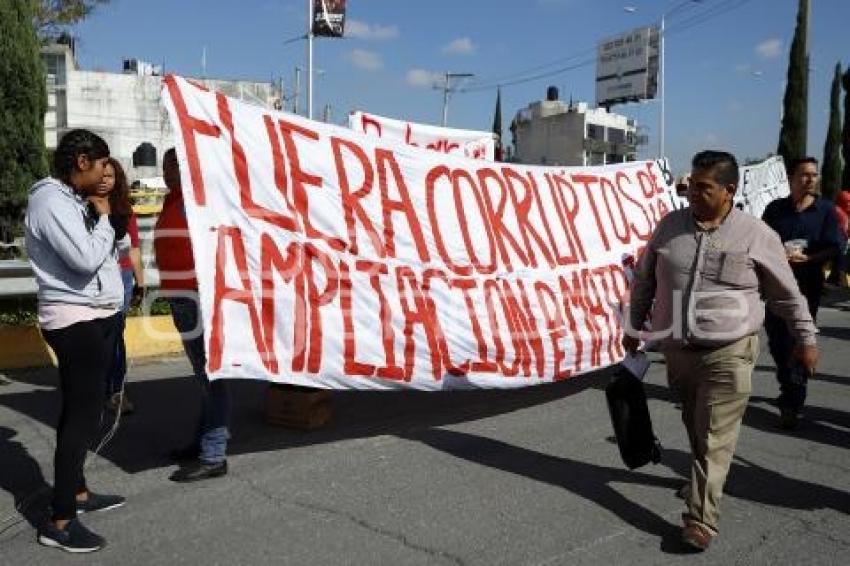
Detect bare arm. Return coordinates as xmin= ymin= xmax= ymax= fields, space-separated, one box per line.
xmin=129 ymin=247 xmax=145 ymax=287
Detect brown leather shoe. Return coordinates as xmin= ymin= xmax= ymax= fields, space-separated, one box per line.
xmin=681 ymin=521 xmax=714 ymax=551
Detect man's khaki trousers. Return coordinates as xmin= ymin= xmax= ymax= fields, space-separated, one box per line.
xmin=663 ymin=335 xmax=759 ymax=534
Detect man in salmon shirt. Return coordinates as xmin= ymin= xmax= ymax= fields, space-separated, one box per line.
xmin=154 ymin=148 xmax=230 ymax=482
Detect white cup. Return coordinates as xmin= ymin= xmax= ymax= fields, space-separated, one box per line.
xmin=784 ymin=239 xmax=807 ymax=257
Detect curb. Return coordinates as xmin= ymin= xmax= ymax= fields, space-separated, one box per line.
xmin=0 ymin=316 xmax=184 ymax=370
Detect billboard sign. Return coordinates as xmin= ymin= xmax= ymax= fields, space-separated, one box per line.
xmin=596 ymin=26 xmax=659 ymax=108
xmin=312 ymin=0 xmax=346 ymax=38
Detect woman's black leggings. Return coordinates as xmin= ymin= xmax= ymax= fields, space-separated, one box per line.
xmin=42 ymin=314 xmax=119 ymax=520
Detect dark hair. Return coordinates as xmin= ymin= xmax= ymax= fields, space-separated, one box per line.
xmin=53 ymin=129 xmax=110 ymax=183
xmin=163 ymin=147 xmax=177 ymax=163
xmin=787 ymin=156 xmax=818 ymax=176
xmin=106 ymin=158 xmax=132 ymax=217
xmin=691 ymin=150 xmax=739 ymax=188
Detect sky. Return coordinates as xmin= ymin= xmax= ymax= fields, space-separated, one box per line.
xmin=71 ymin=0 xmax=850 ymax=175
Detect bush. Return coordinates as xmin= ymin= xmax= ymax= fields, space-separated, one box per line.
xmin=0 ymin=295 xmax=173 ymax=326
xmin=128 ymin=296 xmax=171 ymax=317
xmin=0 ymin=296 xmax=38 ymax=326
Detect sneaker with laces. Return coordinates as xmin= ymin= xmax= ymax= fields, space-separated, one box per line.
xmin=37 ymin=518 xmax=105 ymax=553
xmin=76 ymin=491 xmax=126 ymax=514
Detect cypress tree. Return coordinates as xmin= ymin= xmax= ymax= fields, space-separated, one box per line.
xmin=821 ymin=63 xmax=843 ymax=200
xmin=492 ymin=87 xmax=503 ymax=161
xmin=777 ymin=0 xmax=809 ymax=167
xmin=842 ymin=68 xmax=850 ymax=189
xmin=0 ymin=0 xmax=48 ymax=243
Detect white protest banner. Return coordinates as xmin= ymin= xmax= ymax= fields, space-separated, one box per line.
xmin=651 ymin=158 xmax=685 ymax=212
xmin=349 ymin=110 xmax=497 ymax=161
xmin=735 ymin=156 xmax=789 ymax=218
xmin=161 ymin=75 xmax=675 ymax=390
xmin=658 ymin=156 xmax=789 ymax=217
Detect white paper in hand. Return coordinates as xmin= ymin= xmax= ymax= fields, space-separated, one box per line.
xmin=621 ymin=351 xmax=650 ymax=381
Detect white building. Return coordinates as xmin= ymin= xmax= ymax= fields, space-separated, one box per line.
xmin=41 ymin=39 xmax=281 ymax=182
xmin=39 ymin=39 xmax=282 ymax=286
xmin=511 ymin=86 xmax=640 ymax=167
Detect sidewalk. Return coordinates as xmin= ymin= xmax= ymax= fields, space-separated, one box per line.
xmin=1 ymin=306 xmax=848 ymax=565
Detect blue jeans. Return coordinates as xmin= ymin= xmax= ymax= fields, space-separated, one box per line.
xmin=167 ymin=295 xmax=230 ymax=463
xmin=106 ymin=268 xmax=135 ymax=395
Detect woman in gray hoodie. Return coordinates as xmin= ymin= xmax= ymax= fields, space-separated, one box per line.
xmin=25 ymin=129 xmax=126 ymax=553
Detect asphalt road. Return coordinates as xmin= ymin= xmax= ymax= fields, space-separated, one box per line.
xmin=1 ymin=296 xmax=849 ymax=565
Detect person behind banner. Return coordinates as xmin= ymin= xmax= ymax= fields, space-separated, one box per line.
xmin=825 ymin=189 xmax=849 ymax=287
xmin=95 ymin=158 xmax=145 ymax=415
xmin=26 ymin=129 xmax=127 ymax=553
xmin=154 ymin=147 xmax=231 ymax=482
xmin=761 ymin=157 xmax=842 ymax=430
xmin=624 ymin=150 xmax=817 ymax=551
xmin=675 ymin=174 xmax=690 ymax=197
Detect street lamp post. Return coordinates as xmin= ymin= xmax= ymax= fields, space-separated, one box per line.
xmin=626 ymin=1 xmax=702 ymax=159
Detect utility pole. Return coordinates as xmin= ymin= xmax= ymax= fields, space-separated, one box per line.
xmin=659 ymin=14 xmax=665 ymax=158
xmin=306 ymin=0 xmax=314 ymax=119
xmin=294 ymin=67 xmax=301 ymax=115
xmin=275 ymin=77 xmax=284 ymax=110
xmin=438 ymin=72 xmax=474 ymax=126
xmin=804 ymin=0 xmax=811 ymax=136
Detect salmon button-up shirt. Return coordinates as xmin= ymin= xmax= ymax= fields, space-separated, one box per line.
xmin=629 ymin=207 xmax=816 ymax=349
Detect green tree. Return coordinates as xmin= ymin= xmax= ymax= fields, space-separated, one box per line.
xmin=821 ymin=63 xmax=843 ymax=200
xmin=0 ymin=0 xmax=48 ymax=243
xmin=492 ymin=87 xmax=503 ymax=161
xmin=33 ymin=0 xmax=109 ymax=37
xmin=777 ymin=0 xmax=809 ymax=166
xmin=842 ymin=68 xmax=850 ymax=189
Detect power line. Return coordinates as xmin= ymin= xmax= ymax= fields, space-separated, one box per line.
xmin=464 ymin=47 xmax=597 ymax=89
xmin=666 ymin=0 xmax=756 ymax=38
xmin=461 ymin=58 xmax=596 ymax=93
xmin=458 ymin=0 xmax=756 ymax=94
xmin=462 ymin=0 xmax=706 ymax=91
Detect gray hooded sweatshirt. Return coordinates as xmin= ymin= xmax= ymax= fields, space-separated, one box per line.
xmin=25 ymin=178 xmax=123 ymax=308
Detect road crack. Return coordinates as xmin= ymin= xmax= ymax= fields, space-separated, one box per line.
xmin=232 ymin=471 xmax=466 ymax=565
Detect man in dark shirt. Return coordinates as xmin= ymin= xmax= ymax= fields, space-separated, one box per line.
xmin=762 ymin=157 xmax=842 ymax=429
